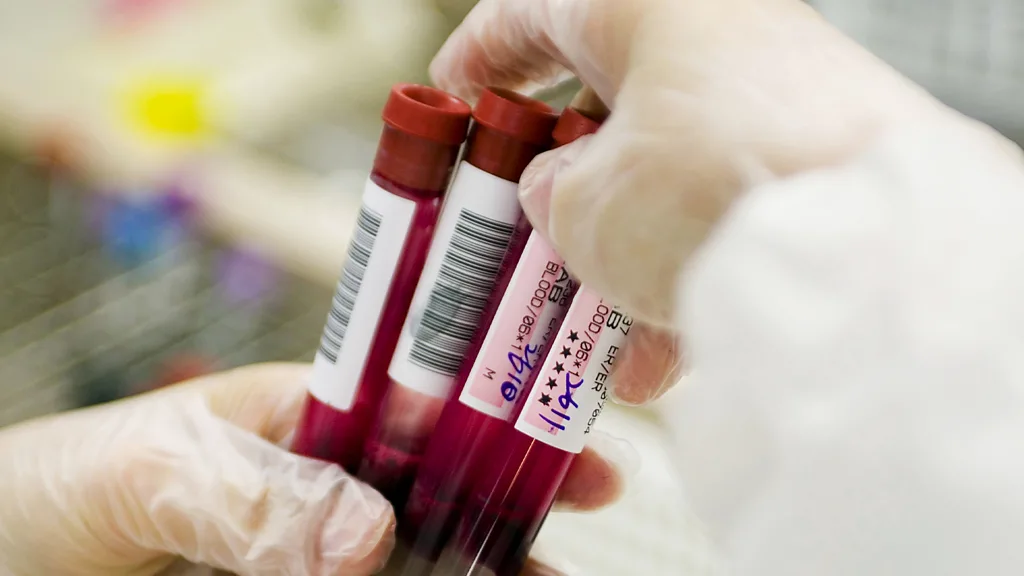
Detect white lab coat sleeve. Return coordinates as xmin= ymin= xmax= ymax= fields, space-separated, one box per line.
xmin=662 ymin=117 xmax=1024 ymax=576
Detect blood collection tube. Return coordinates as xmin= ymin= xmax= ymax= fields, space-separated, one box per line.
xmin=290 ymin=84 xmax=472 ymax=471
xmin=397 ymin=108 xmax=601 ymax=568
xmin=435 ymin=289 xmax=633 ymax=576
xmin=357 ymin=89 xmax=559 ymax=506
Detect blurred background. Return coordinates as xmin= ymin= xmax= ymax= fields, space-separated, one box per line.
xmin=0 ymin=0 xmax=1017 ymax=574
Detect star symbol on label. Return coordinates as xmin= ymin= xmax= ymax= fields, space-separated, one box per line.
xmin=554 ymin=362 xmax=565 ymax=373
xmin=539 ymin=394 xmax=552 ymax=406
xmin=560 ymin=346 xmax=571 ymax=358
xmin=516 ymin=334 xmax=524 ymax=342
xmin=568 ymin=331 xmax=579 ymax=342
xmin=573 ymin=360 xmax=582 ymax=369
xmin=546 ymin=377 xmax=557 ymax=389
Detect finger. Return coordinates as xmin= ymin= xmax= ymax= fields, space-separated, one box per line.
xmin=568 ymin=86 xmax=611 ymax=122
xmin=613 ymin=323 xmax=685 ymax=406
xmin=112 ymin=398 xmax=395 ymax=576
xmin=519 ymin=104 xmax=729 ymax=326
xmin=187 ymin=362 xmax=311 ymax=444
xmin=553 ymin=430 xmax=639 ymax=512
xmin=429 ymin=0 xmax=650 ymax=103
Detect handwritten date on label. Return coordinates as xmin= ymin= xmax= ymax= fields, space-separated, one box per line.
xmin=534 ymin=302 xmax=634 ymax=434
xmin=487 ymin=260 xmax=572 ymax=404
xmin=501 ymin=343 xmax=540 ymax=402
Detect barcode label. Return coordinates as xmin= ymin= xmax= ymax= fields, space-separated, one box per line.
xmin=318 ymin=206 xmax=381 ymax=363
xmin=407 ymin=209 xmax=515 ymax=374
xmin=307 ymin=179 xmax=416 ymax=411
xmin=389 ymin=162 xmax=523 ymax=398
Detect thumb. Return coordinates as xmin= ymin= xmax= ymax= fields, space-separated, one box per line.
xmin=0 ymin=364 xmax=394 ymax=576
xmin=118 ymin=387 xmax=395 ymax=576
xmin=135 ymin=425 xmax=393 ymax=575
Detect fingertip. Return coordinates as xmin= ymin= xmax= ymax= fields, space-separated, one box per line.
xmin=611 ymin=324 xmax=684 ymax=406
xmin=320 ymin=479 xmax=396 ymax=575
xmin=586 ymin=430 xmax=641 ymax=484
xmin=197 ymin=362 xmax=312 ymax=442
xmin=554 ymin=431 xmax=638 ymax=512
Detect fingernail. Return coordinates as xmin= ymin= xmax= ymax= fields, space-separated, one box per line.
xmin=588 ymin=431 xmax=641 ymax=483
xmin=610 ymin=327 xmax=684 ymax=406
xmin=519 ymin=137 xmax=592 ymax=240
xmin=608 ymin=386 xmax=644 ymax=407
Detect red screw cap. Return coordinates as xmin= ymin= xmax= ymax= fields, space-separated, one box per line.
xmin=382 ymin=84 xmax=472 ymax=145
xmin=473 ymin=88 xmax=558 ymax=147
xmin=552 ymin=107 xmax=602 ymax=148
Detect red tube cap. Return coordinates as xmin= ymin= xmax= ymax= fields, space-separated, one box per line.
xmin=552 ymin=107 xmax=602 ymax=148
xmin=473 ymin=88 xmax=558 ymax=146
xmin=382 ymin=84 xmax=472 ymax=145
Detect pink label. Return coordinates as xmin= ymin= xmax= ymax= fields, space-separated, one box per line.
xmin=515 ymin=289 xmax=633 ymax=454
xmin=459 ymin=233 xmax=575 ymax=420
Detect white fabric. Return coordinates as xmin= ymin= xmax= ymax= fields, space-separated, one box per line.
xmin=665 ymin=118 xmax=1024 ymax=575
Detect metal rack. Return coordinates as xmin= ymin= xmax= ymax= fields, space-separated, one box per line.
xmin=0 ymin=153 xmax=332 ymax=427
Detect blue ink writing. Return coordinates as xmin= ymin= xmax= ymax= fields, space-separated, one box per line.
xmin=501 ymin=343 xmax=540 ymax=402
xmin=558 ymin=372 xmax=583 ymax=410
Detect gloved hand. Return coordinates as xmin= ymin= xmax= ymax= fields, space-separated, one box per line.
xmin=0 ymin=363 xmax=393 ymax=576
xmin=0 ymin=363 xmax=634 ymax=576
xmin=429 ymin=0 xmax=966 ymax=331
xmin=433 ymin=1 xmax=1024 ymax=575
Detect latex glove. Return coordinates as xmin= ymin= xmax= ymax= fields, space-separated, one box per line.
xmin=429 ymin=0 xmax=963 ymax=329
xmin=0 ymin=364 xmax=394 ymax=576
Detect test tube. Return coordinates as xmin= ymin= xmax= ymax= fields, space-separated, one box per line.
xmin=435 ymin=289 xmax=633 ymax=576
xmin=290 ymin=84 xmax=472 ymax=471
xmin=397 ymin=108 xmax=602 ymax=567
xmin=357 ymin=89 xmax=559 ymax=505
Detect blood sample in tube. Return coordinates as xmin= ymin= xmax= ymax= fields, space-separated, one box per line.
xmin=290 ymin=84 xmax=471 ymax=472
xmin=435 ymin=289 xmax=633 ymax=576
xmin=358 ymin=89 xmax=559 ymax=507
xmin=397 ymin=108 xmax=601 ymax=568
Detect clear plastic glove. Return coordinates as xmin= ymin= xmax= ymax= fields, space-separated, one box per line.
xmin=0 ymin=364 xmax=394 ymax=576
xmin=429 ymin=0 xmax=960 ymax=328
xmin=434 ymin=0 xmax=1024 ymax=574
xmin=0 ymin=363 xmax=634 ymax=576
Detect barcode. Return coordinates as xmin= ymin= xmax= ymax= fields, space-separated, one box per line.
xmin=318 ymin=206 xmax=382 ymax=364
xmin=409 ymin=209 xmax=516 ymax=375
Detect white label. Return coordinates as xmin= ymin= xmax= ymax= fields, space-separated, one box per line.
xmin=307 ymin=179 xmax=416 ymax=411
xmin=514 ymin=290 xmax=633 ymax=454
xmin=389 ymin=162 xmax=522 ymax=398
xmin=459 ymin=233 xmax=576 ymax=420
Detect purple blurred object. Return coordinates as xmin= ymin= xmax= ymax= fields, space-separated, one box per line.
xmin=85 ymin=194 xmax=113 ymax=239
xmin=161 ymin=177 xmax=199 ymax=227
xmin=215 ymin=247 xmax=279 ymax=305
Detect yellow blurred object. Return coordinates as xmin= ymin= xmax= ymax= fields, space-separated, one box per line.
xmin=124 ymin=76 xmax=208 ymax=140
